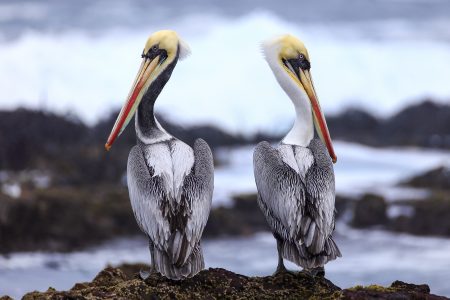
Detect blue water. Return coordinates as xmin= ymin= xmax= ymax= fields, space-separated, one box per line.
xmin=1 ymin=227 xmax=450 ymax=298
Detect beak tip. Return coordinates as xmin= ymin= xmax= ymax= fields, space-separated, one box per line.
xmin=105 ymin=143 xmax=111 ymax=151
xmin=332 ymin=156 xmax=337 ymax=164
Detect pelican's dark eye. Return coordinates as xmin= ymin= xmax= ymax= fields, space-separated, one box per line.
xmin=152 ymin=45 xmax=158 ymax=52
xmin=299 ymin=54 xmax=304 ymax=60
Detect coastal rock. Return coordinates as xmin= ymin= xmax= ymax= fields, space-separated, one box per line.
xmin=388 ymin=196 xmax=450 ymax=237
xmin=0 ymin=190 xmax=270 ymax=253
xmin=403 ymin=166 xmax=450 ymax=190
xmin=20 ymin=265 xmax=447 ymax=300
xmin=335 ymin=195 xmax=353 ymax=220
xmin=351 ymin=194 xmax=388 ymax=228
xmin=386 ymin=166 xmax=450 ymax=237
xmin=0 ymin=186 xmax=140 ymax=253
xmin=204 ymin=193 xmax=269 ymax=237
xmin=327 ymin=100 xmax=450 ymax=149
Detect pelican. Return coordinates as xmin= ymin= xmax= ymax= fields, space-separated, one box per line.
xmin=105 ymin=30 xmax=214 ymax=280
xmin=253 ymin=35 xmax=341 ymax=276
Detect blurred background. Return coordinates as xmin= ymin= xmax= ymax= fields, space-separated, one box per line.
xmin=1 ymin=0 xmax=450 ymax=298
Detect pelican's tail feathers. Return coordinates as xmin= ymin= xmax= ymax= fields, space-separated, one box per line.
xmin=282 ymin=236 xmax=341 ymax=269
xmin=152 ymin=243 xmax=204 ymax=280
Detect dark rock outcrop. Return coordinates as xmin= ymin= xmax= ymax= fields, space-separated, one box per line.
xmin=327 ymin=108 xmax=381 ymax=146
xmin=386 ymin=166 xmax=450 ymax=237
xmin=204 ymin=193 xmax=269 ymax=237
xmin=388 ymin=196 xmax=450 ymax=237
xmin=328 ymin=100 xmax=450 ymax=149
xmin=0 ymin=189 xmax=269 ymax=253
xmin=351 ymin=194 xmax=388 ymax=228
xmin=19 ymin=265 xmax=447 ymax=300
xmin=0 ymin=108 xmax=250 ymax=186
xmin=335 ymin=195 xmax=353 ymax=220
xmin=1 ymin=100 xmax=449 ymax=185
xmin=0 ymin=186 xmax=140 ymax=253
xmin=403 ymin=166 xmax=450 ymax=191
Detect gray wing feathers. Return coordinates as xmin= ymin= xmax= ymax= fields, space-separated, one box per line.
xmin=172 ymin=138 xmax=214 ymax=267
xmin=253 ymin=141 xmax=305 ymax=239
xmin=305 ymin=139 xmax=337 ymax=252
xmin=127 ymin=146 xmax=170 ymax=250
xmin=253 ymin=140 xmax=341 ymax=268
xmin=127 ymin=139 xmax=213 ymax=280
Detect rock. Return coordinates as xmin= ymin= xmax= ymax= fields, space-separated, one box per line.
xmin=1 ymin=100 xmax=449 ymax=183
xmin=382 ymin=100 xmax=450 ymax=149
xmin=204 ymin=193 xmax=269 ymax=237
xmin=347 ymin=165 xmax=450 ymax=237
xmin=403 ymin=166 xmax=450 ymax=190
xmin=388 ymin=196 xmax=450 ymax=237
xmin=335 ymin=195 xmax=354 ymax=220
xmin=20 ymin=265 xmax=447 ymax=300
xmin=343 ymin=281 xmax=446 ymax=300
xmin=0 ymin=186 xmax=140 ymax=253
xmin=327 ymin=100 xmax=450 ymax=149
xmin=351 ymin=194 xmax=388 ymax=228
xmin=390 ymin=280 xmax=430 ymax=294
xmin=327 ymin=108 xmax=381 ymax=146
xmin=346 ymin=191 xmax=450 ymax=237
xmin=0 ymin=189 xmax=270 ymax=254
xmin=0 ymin=189 xmax=357 ymax=253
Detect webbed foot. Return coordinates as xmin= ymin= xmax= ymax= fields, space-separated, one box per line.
xmin=139 ymin=269 xmax=151 ymax=280
xmin=273 ymin=265 xmax=297 ymax=276
xmin=305 ymin=266 xmax=325 ymax=277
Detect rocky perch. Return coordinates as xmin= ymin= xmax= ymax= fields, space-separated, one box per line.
xmin=16 ymin=265 xmax=447 ymax=300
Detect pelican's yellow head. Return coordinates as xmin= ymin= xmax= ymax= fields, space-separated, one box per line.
xmin=277 ymin=35 xmax=311 ymax=63
xmin=105 ymin=30 xmax=190 ymax=150
xmin=262 ymin=34 xmax=337 ymax=163
xmin=143 ymin=30 xmax=191 ymax=62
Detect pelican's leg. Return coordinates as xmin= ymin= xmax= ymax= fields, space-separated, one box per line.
xmin=140 ymin=239 xmax=156 ymax=280
xmin=273 ymin=235 xmax=288 ymax=275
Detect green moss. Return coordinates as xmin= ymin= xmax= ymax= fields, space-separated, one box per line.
xmin=347 ymin=284 xmax=397 ymax=293
xmin=364 ymin=284 xmax=396 ymax=292
xmin=346 ymin=285 xmax=364 ymax=291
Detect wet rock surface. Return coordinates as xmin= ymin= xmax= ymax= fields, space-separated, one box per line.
xmin=19 ymin=265 xmax=447 ymax=300
xmin=387 ymin=166 xmax=450 ymax=236
xmin=0 ymin=186 xmax=140 ymax=253
xmin=327 ymin=100 xmax=450 ymax=149
xmin=2 ymin=181 xmax=449 ymax=254
xmin=0 ymin=190 xmax=268 ymax=254
xmin=351 ymin=194 xmax=388 ymax=228
xmin=403 ymin=166 xmax=450 ymax=191
xmin=204 ymin=193 xmax=269 ymax=237
xmin=388 ymin=195 xmax=450 ymax=236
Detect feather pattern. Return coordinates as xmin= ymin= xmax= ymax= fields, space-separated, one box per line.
xmin=253 ymin=139 xmax=341 ymax=269
xmin=127 ymin=138 xmax=213 ymax=280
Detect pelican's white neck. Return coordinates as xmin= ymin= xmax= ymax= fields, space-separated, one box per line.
xmin=262 ymin=41 xmax=314 ymax=147
xmin=282 ymin=101 xmax=313 ymax=147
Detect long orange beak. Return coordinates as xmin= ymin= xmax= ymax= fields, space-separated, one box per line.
xmin=298 ymin=69 xmax=337 ymax=163
xmin=105 ymin=56 xmax=160 ymax=151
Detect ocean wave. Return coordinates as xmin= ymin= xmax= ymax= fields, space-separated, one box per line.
xmin=0 ymin=11 xmax=450 ymax=134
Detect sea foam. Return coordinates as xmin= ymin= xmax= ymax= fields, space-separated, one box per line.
xmin=0 ymin=12 xmax=449 ymax=134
